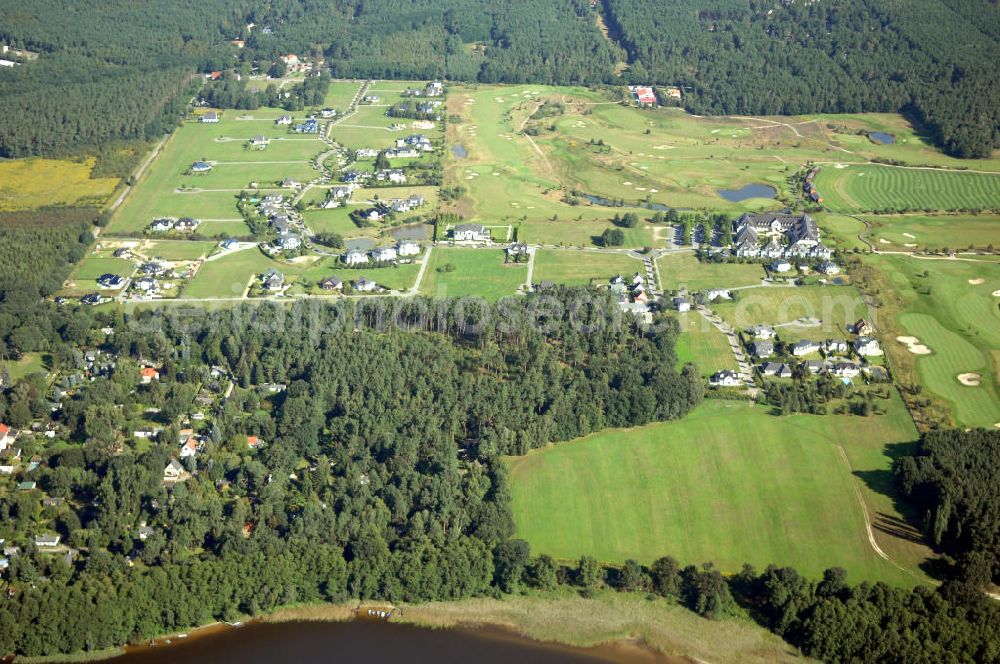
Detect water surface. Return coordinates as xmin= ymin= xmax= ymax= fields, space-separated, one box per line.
xmin=868 ymin=131 xmax=895 ymax=145
xmin=717 ymin=184 xmax=777 ymax=202
xmin=452 ymin=143 xmax=469 ymax=158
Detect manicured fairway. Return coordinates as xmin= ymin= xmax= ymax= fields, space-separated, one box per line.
xmin=419 ymin=248 xmax=526 ymax=299
xmin=509 ymin=400 xmax=924 ymax=585
xmin=815 ymin=165 xmax=1000 ymax=212
xmin=867 ymin=214 xmax=1000 ymax=250
xmin=531 ymin=250 xmax=641 ymax=286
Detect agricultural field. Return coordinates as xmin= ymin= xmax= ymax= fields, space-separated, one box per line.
xmin=674 ymin=315 xmax=735 ymax=378
xmin=531 ymin=249 xmax=641 ymax=286
xmin=710 ymin=284 xmax=870 ymax=341
xmin=509 ymin=399 xmax=927 ymax=586
xmin=657 ymin=253 xmax=765 ymax=291
xmin=0 ymin=157 xmax=119 ymax=211
xmin=870 ymin=254 xmax=1000 ymax=428
xmin=815 ymin=165 xmax=1000 ymax=213
xmin=419 ymin=247 xmax=526 ymax=300
xmin=865 ymin=214 xmax=999 ymax=250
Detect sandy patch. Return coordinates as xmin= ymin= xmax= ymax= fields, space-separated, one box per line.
xmin=902 ymin=232 xmax=916 ymax=239
xmin=904 ymin=243 xmax=916 ymax=248
xmin=833 ymin=163 xmax=848 ymax=169
xmin=635 ymin=187 xmax=646 ymax=191
xmin=649 ymin=189 xmax=659 ymax=193
xmin=897 ymin=336 xmax=932 ymax=355
xmin=968 ymin=278 xmax=985 ymax=285
xmin=957 ymin=373 xmax=981 ymax=387
xmin=993 ymin=290 xmax=1000 ymax=297
xmin=653 ymin=145 xmax=675 ymax=150
xmin=879 ymin=238 xmax=891 ymax=244
xmin=622 ymin=181 xmax=632 ymax=186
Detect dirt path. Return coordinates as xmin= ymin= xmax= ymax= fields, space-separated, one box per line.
xmin=107 ymin=133 xmax=169 ymax=213
xmin=519 ymin=101 xmax=554 ymax=173
xmin=409 ymin=245 xmax=433 ymax=296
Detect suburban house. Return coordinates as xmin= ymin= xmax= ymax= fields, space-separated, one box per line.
xmin=281 ymin=177 xmax=301 ymax=189
xmin=140 ymin=367 xmax=160 ymax=384
xmin=276 ymin=115 xmax=293 ymax=125
xmin=371 ymin=246 xmax=398 ymax=262
xmin=709 ymin=370 xmax=741 ymax=387
xmin=352 ymin=277 xmax=378 ymax=292
xmin=672 ymin=297 xmax=691 ymax=312
xmin=824 ymin=339 xmax=848 ymax=354
xmin=220 ymin=239 xmax=239 ymax=251
xmin=853 ymin=336 xmax=881 ymax=356
xmin=363 ymin=95 xmax=380 ymax=103
xmin=279 ymin=234 xmax=301 ymax=251
xmin=81 ymin=294 xmax=103 ymax=306
xmin=0 ymin=424 xmax=16 ymax=451
xmin=294 ymin=119 xmax=319 ymax=133
xmin=771 ymin=260 xmax=792 ymax=273
xmin=705 ymin=288 xmax=731 ymax=302
xmin=320 ymin=276 xmax=343 ymax=291
xmin=749 ymin=325 xmax=776 ymax=339
xmin=199 ymin=111 xmax=219 ymax=123
xmin=818 ymin=261 xmax=840 ymax=275
xmin=355 ymin=148 xmax=379 ymax=158
xmin=832 ymin=362 xmax=861 ymax=378
xmin=191 ymin=161 xmax=213 ymax=173
xmin=134 ymin=276 xmax=158 ymax=293
xmin=791 ymin=339 xmax=820 ymax=357
xmin=320 ymin=108 xmax=337 ymax=118
xmin=396 ymin=240 xmax=421 ymax=257
xmin=97 ymin=273 xmax=125 ymax=289
xmin=629 ymin=85 xmax=657 ymax=107
xmin=802 ymin=359 xmax=826 ymax=374
xmin=149 ymin=218 xmax=174 ymax=232
xmin=853 ymin=319 xmax=874 ymax=335
xmin=505 ymin=242 xmax=532 ymax=260
xmin=113 ymin=247 xmax=133 ymax=259
xmin=163 ymin=459 xmax=185 ymax=482
xmin=262 ymin=269 xmax=285 ymax=291
xmin=179 ymin=437 xmax=199 ymax=459
xmin=174 ymin=217 xmax=200 ymax=232
xmin=750 ymin=341 xmax=774 ymax=359
xmin=375 ymin=168 xmax=406 ymax=183
xmin=344 ymin=249 xmax=369 ymax=265
xmin=250 ymin=135 xmax=270 ymax=148
xmin=452 ymin=223 xmax=489 ymax=242
xmin=760 ymin=362 xmax=792 ymax=378
xmin=247 ymin=435 xmax=264 ymax=449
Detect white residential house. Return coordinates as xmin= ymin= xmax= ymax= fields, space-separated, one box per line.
xmin=174 ymin=217 xmax=200 ymax=232
xmin=250 ymin=136 xmax=270 ymax=148
xmin=853 ymin=336 xmax=882 ymax=356
xmin=791 ymin=339 xmax=821 ymax=357
xmin=0 ymin=424 xmax=16 ymax=451
xmin=771 ymin=260 xmax=792 ymax=273
xmin=705 ymin=289 xmax=732 ymax=302
xmin=352 ymin=277 xmax=378 ymax=292
xmin=200 ymin=112 xmax=219 ymax=123
xmin=371 ymin=246 xmax=397 ymax=262
xmin=34 ymin=534 xmax=61 ymax=548
xmin=824 ymin=339 xmax=849 ymax=354
xmin=355 ymin=148 xmax=379 ymax=158
xmin=276 ymin=115 xmax=293 ymax=125
xmin=396 ymin=240 xmax=421 ymax=256
xmin=163 ymin=459 xmax=185 ymax=482
xmin=149 ymin=218 xmax=174 ymax=232
xmin=749 ymin=325 xmax=776 ymax=340
xmin=672 ymin=297 xmax=691 ymax=312
xmin=452 ymin=223 xmax=489 ymax=242
xmin=279 ymin=235 xmax=301 ymax=250
xmin=709 ymin=370 xmax=741 ymax=387
xmin=262 ymin=269 xmax=284 ymax=291
xmin=343 ymin=249 xmax=369 ymax=266
xmin=832 ymin=362 xmax=861 ymax=378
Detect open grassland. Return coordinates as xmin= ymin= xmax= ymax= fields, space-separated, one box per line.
xmin=519 ymin=217 xmax=654 ymax=247
xmin=109 ymin=115 xmax=324 ymax=234
xmin=674 ymin=315 xmax=735 ymax=377
xmin=324 ymin=80 xmax=364 ymax=109
xmin=140 ymin=240 xmax=218 ymax=261
xmin=871 ymin=255 xmax=1000 ymax=427
xmin=711 ymin=284 xmax=869 ymax=340
xmin=419 ymin=248 xmax=525 ymax=299
xmin=0 ymin=158 xmax=119 ymax=211
xmin=815 ymin=165 xmax=1000 ymax=212
xmin=509 ymin=399 xmax=927 ymax=586
xmin=531 ymin=249 xmax=641 ymax=286
xmin=657 ymin=253 xmax=765 ymax=291
xmin=3 ymin=353 xmax=47 ymax=381
xmin=866 ymin=214 xmax=1000 ymax=250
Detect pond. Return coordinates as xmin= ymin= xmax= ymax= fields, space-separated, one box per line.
xmin=868 ymin=131 xmax=895 ymax=145
xmin=581 ymin=193 xmax=672 ymax=212
xmin=717 ymin=184 xmax=777 ymax=203
xmin=110 ymin=619 xmax=670 ymax=664
xmin=452 ymin=143 xmax=469 ymax=158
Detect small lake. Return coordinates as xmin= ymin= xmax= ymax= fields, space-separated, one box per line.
xmin=452 ymin=143 xmax=469 ymax=158
xmin=717 ymin=184 xmax=777 ymax=202
xmin=868 ymin=131 xmax=895 ymax=145
xmin=111 ymin=620 xmax=669 ymax=664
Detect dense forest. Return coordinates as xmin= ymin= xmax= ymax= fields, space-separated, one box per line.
xmin=895 ymin=429 xmax=1000 ymax=586
xmin=2 ymin=1 xmax=997 ymax=158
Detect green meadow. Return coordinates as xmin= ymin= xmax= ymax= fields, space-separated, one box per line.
xmin=674 ymin=315 xmax=735 ymax=377
xmin=509 ymin=399 xmax=926 ymax=585
xmin=866 ymin=214 xmax=999 ymax=250
xmin=531 ymin=250 xmax=641 ymax=286
xmin=657 ymin=252 xmax=765 ymax=291
xmin=419 ymin=247 xmax=526 ymax=300
xmin=710 ymin=285 xmax=870 ymax=340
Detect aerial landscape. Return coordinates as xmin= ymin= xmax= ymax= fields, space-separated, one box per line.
xmin=0 ymin=0 xmax=998 ymax=662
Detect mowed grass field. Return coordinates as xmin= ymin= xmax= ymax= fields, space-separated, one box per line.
xmin=711 ymin=285 xmax=869 ymax=340
xmin=674 ymin=315 xmax=735 ymax=377
xmin=815 ymin=165 xmax=1000 ymax=212
xmin=419 ymin=247 xmax=526 ymax=299
xmin=873 ymin=254 xmax=1000 ymax=427
xmin=509 ymin=399 xmax=926 ymax=585
xmin=657 ymin=253 xmax=765 ymax=291
xmin=531 ymin=250 xmax=641 ymax=286
xmin=0 ymin=157 xmax=119 ymax=210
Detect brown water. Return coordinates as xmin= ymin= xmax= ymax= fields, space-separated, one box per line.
xmin=110 ymin=620 xmax=671 ymax=664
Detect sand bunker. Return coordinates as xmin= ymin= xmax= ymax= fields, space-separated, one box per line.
xmin=622 ymin=181 xmax=633 ymax=186
xmin=904 ymin=243 xmax=917 ymax=248
xmin=993 ymin=290 xmax=1000 ymax=297
xmin=902 ymin=232 xmax=916 ymax=239
xmin=653 ymin=145 xmax=675 ymax=150
xmin=968 ymin=278 xmax=985 ymax=285
xmin=957 ymin=373 xmax=981 ymax=387
xmin=879 ymin=238 xmax=891 ymax=244
xmin=897 ymin=336 xmax=932 ymax=355
xmin=833 ymin=163 xmax=848 ymax=169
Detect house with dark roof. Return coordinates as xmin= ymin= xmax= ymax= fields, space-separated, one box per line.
xmin=709 ymin=370 xmax=741 ymax=387
xmin=452 ymin=223 xmax=489 ymax=242
xmin=749 ymin=340 xmax=774 ymax=359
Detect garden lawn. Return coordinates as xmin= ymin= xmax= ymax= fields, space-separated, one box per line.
xmin=674 ymin=314 xmax=735 ymax=377
xmin=509 ymin=399 xmax=926 ymax=586
xmin=419 ymin=247 xmax=526 ymax=300
xmin=531 ymin=250 xmax=641 ymax=286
